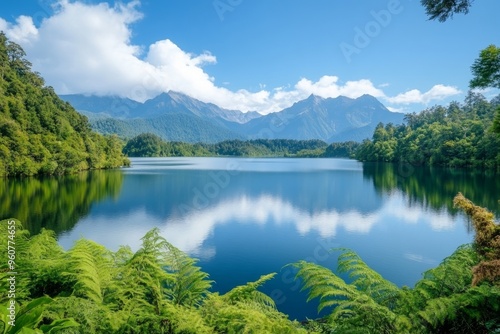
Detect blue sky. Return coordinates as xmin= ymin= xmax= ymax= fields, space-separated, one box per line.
xmin=0 ymin=0 xmax=499 ymax=114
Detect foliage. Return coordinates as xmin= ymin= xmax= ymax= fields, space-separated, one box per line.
xmin=0 ymin=296 xmax=79 ymax=334
xmin=123 ymin=133 xmax=210 ymax=157
xmin=355 ymin=93 xmax=500 ymax=168
xmin=2 ymin=192 xmax=500 ymax=333
xmin=322 ymin=141 xmax=360 ymax=158
xmin=454 ymin=193 xmax=500 ymax=286
xmin=291 ymin=251 xmax=410 ymax=334
xmin=0 ymin=33 xmax=129 ymax=176
xmin=0 ymin=219 xmax=302 ymax=333
xmin=293 ymin=244 xmax=500 ymax=333
xmin=206 ymin=139 xmax=328 ymax=157
xmin=420 ymin=0 xmax=474 ymax=22
xmin=123 ymin=136 xmax=331 ymax=158
xmin=201 ymin=274 xmax=307 ymax=334
xmin=469 ymin=45 xmax=500 ymax=135
xmin=470 ymin=45 xmax=500 ymax=90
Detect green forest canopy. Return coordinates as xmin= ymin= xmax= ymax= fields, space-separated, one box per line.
xmin=354 ymin=92 xmax=500 ymax=168
xmin=0 ymin=33 xmax=129 ymax=177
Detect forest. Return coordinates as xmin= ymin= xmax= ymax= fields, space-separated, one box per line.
xmin=1 ymin=193 xmax=499 ymax=333
xmin=0 ymin=33 xmax=129 ymax=177
xmin=122 ymin=135 xmax=351 ymax=158
xmin=354 ymin=92 xmax=500 ymax=168
xmin=122 ymin=134 xmax=362 ymax=159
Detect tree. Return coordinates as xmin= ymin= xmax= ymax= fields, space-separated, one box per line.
xmin=420 ymin=0 xmax=474 ymax=22
xmin=420 ymin=1 xmax=500 ymax=136
xmin=470 ymin=45 xmax=500 ymax=90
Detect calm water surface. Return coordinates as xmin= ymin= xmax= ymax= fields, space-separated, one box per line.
xmin=3 ymin=157 xmax=499 ymax=320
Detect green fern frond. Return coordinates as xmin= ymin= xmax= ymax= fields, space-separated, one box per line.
xmin=26 ymin=229 xmax=64 ymax=260
xmin=418 ymin=296 xmax=459 ymax=327
xmin=416 ymin=244 xmax=477 ymax=298
xmin=291 ymin=260 xmax=359 ymax=313
xmin=291 ymin=253 xmax=412 ymax=333
xmin=202 ymin=293 xmax=307 ymax=334
xmin=160 ymin=239 xmax=213 ymax=307
xmin=223 ymin=273 xmax=277 ymax=308
xmin=115 ymin=248 xmax=167 ymax=314
xmin=336 ymin=248 xmax=400 ymax=307
xmin=65 ymin=239 xmax=114 ymax=304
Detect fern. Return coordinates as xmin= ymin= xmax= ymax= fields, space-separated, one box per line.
xmin=135 ymin=228 xmax=213 ymax=307
xmin=418 ymin=296 xmax=459 ymax=327
xmin=116 ymin=248 xmax=167 ymax=316
xmin=0 ymin=296 xmax=79 ymax=334
xmin=401 ymin=244 xmax=496 ymax=333
xmin=417 ymin=284 xmax=500 ymax=332
xmin=336 ymin=248 xmax=400 ymax=308
xmin=223 ymin=273 xmax=277 ymax=309
xmin=291 ymin=260 xmax=358 ymax=312
xmin=291 ymin=254 xmax=411 ymax=334
xmin=65 ymin=239 xmax=114 ymax=304
xmin=202 ymin=294 xmax=306 ymax=334
xmin=415 ymin=244 xmax=478 ymax=299
xmin=161 ymin=239 xmax=213 ymax=307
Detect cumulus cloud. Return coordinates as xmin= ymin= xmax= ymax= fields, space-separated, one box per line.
xmin=0 ymin=1 xmax=462 ymax=114
xmin=386 ymin=84 xmax=462 ymax=105
xmin=0 ymin=16 xmax=38 ymax=45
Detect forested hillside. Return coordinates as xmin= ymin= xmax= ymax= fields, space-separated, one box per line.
xmin=355 ymin=92 xmax=500 ymax=168
xmin=0 ymin=33 xmax=129 ymax=176
xmin=122 ymin=134 xmax=331 ymax=157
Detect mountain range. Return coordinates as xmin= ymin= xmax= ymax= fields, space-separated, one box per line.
xmin=60 ymin=91 xmax=405 ymax=143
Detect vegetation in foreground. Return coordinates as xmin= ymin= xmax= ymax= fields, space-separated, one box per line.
xmin=1 ymin=193 xmax=499 ymax=333
xmin=0 ymin=33 xmax=129 ymax=177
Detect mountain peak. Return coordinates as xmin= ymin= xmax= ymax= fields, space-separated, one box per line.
xmin=305 ymin=94 xmax=325 ymax=104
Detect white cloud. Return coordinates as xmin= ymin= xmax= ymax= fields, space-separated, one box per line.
xmin=295 ymin=76 xmax=385 ymax=99
xmin=386 ymin=84 xmax=461 ymax=105
xmin=0 ymin=1 xmax=463 ymax=114
xmin=0 ymin=15 xmax=38 ymax=44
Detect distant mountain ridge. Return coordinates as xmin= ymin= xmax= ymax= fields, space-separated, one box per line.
xmin=60 ymin=91 xmax=405 ymax=143
xmin=241 ymin=94 xmax=404 ymax=142
xmin=62 ymin=91 xmax=261 ymax=123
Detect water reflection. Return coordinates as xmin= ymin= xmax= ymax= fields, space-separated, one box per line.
xmin=0 ymin=170 xmax=124 ymax=235
xmin=3 ymin=157 xmax=483 ymax=320
xmin=363 ymin=162 xmax=500 ymax=216
xmin=58 ymin=191 xmax=458 ymax=259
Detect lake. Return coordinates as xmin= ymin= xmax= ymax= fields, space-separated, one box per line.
xmin=2 ymin=157 xmax=499 ymax=320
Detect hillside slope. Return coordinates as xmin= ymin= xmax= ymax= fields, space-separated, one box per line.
xmin=0 ymin=33 xmax=128 ymax=176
